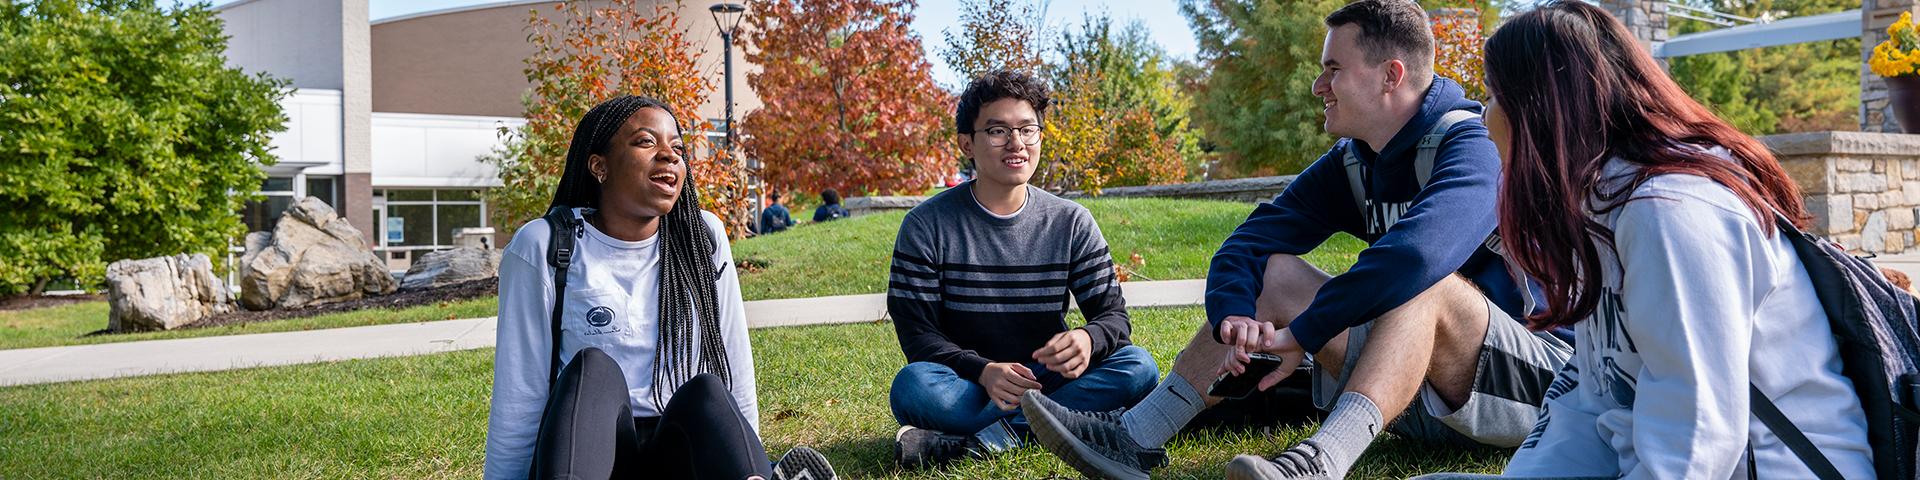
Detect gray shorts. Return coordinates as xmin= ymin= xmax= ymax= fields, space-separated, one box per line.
xmin=1310 ymin=296 xmax=1572 ymax=448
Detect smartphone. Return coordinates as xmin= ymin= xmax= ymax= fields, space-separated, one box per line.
xmin=1208 ymin=352 xmax=1286 ymax=399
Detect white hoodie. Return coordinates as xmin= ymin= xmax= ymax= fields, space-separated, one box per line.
xmin=1503 ymin=156 xmax=1872 ymax=479
xmin=482 ymin=208 xmax=757 ymax=480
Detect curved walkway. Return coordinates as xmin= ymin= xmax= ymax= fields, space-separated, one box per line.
xmin=0 ymin=279 xmax=1205 ymax=387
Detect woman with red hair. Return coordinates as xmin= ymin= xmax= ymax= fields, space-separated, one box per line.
xmin=1424 ymin=1 xmax=1873 ymax=478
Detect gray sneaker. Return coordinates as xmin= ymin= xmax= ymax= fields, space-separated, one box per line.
xmin=1224 ymin=440 xmax=1335 ymax=480
xmin=893 ymin=425 xmax=983 ymax=468
xmin=774 ymin=446 xmax=837 ymax=480
xmin=1020 ymin=390 xmax=1168 ymax=480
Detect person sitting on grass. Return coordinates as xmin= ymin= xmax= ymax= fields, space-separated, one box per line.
xmin=484 ymin=95 xmax=836 ymax=480
xmin=759 ymin=191 xmax=794 ymax=235
xmin=885 ymin=69 xmax=1161 ymax=469
xmin=812 ymin=189 xmax=849 ymax=223
xmin=1018 ymin=2 xmax=1573 ymax=479
xmin=1416 ymin=2 xmax=1871 ymax=478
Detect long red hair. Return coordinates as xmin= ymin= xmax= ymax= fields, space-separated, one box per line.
xmin=1483 ymin=1 xmax=1809 ymax=329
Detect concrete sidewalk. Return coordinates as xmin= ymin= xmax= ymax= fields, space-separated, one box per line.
xmin=0 ymin=279 xmax=1206 ymax=387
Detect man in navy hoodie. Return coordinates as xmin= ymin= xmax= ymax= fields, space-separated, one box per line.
xmin=1019 ymin=2 xmax=1572 ymax=479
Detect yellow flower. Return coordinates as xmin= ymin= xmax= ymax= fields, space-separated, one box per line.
xmin=1871 ymin=12 xmax=1920 ymax=78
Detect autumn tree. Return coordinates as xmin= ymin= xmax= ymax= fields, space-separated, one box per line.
xmin=1036 ymin=15 xmax=1192 ymax=193
xmin=939 ymin=0 xmax=1046 ymax=82
xmin=483 ymin=0 xmax=752 ymax=237
xmin=1430 ymin=7 xmax=1487 ymax=101
xmin=742 ymin=0 xmax=953 ymax=196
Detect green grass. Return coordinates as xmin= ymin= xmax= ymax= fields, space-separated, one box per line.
xmin=733 ymin=196 xmax=1365 ymax=300
xmin=0 ymin=297 xmax=498 ymax=351
xmin=0 ymin=306 xmax=1508 ymax=478
xmin=1 ymin=197 xmax=1367 ymax=352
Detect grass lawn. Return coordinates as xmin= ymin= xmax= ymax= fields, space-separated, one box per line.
xmin=0 ymin=306 xmax=1508 ymax=478
xmin=0 ymin=197 xmax=1365 ymax=351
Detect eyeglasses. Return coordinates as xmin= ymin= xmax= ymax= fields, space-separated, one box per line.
xmin=972 ymin=124 xmax=1043 ymax=147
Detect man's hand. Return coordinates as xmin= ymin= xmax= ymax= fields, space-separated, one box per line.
xmin=1255 ymin=328 xmax=1308 ymax=391
xmin=1217 ymin=315 xmax=1276 ymax=354
xmin=1033 ymin=329 xmax=1093 ymax=379
xmin=979 ymin=362 xmax=1042 ymax=410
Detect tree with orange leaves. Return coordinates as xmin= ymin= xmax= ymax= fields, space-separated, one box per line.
xmin=741 ymin=0 xmax=954 ymax=196
xmin=1429 ymin=7 xmax=1487 ymax=101
xmin=483 ymin=0 xmax=752 ymax=237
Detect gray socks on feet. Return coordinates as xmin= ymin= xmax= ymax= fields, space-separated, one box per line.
xmin=1303 ymin=391 xmax=1386 ymax=479
xmin=1119 ymin=373 xmax=1206 ymax=448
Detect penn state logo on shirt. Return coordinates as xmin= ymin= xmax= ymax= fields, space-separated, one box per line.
xmin=583 ymin=305 xmax=620 ymax=336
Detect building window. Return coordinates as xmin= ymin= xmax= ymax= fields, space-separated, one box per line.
xmin=377 ymin=189 xmax=487 ymax=248
xmin=305 ymin=176 xmax=339 ymax=210
xmin=242 ymin=176 xmax=297 ymax=232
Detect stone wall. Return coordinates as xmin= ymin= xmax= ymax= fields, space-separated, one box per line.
xmin=1063 ymin=176 xmax=1295 ymax=203
xmin=1598 ymin=1 xmax=1669 ymax=56
xmin=1767 ymin=131 xmax=1920 ymax=253
xmin=843 ymin=195 xmax=927 ymax=217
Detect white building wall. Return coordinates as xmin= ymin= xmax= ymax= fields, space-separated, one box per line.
xmin=215 ymin=0 xmax=346 ymax=90
xmin=370 ymin=113 xmax=522 ymax=188
xmin=263 ymin=89 xmax=345 ymax=175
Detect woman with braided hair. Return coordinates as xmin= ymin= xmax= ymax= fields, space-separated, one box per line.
xmin=483 ymin=95 xmax=836 ymax=480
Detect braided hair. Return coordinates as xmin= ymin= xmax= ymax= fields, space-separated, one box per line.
xmin=550 ymin=95 xmax=731 ymax=405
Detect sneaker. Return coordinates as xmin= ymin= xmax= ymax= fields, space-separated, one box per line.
xmin=1223 ymin=440 xmax=1334 ymax=480
xmin=1020 ymin=390 xmax=1168 ymax=480
xmin=894 ymin=425 xmax=983 ymax=468
xmin=773 ymin=445 xmax=838 ymax=480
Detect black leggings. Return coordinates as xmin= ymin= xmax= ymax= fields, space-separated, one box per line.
xmin=531 ymin=348 xmax=772 ymax=480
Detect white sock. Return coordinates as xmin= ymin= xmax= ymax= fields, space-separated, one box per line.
xmin=1303 ymin=392 xmax=1385 ymax=479
xmin=1118 ymin=373 xmax=1205 ymax=448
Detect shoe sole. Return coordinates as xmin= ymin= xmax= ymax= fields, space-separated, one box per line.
xmin=1021 ymin=392 xmax=1149 ymax=480
xmin=1223 ymin=454 xmax=1278 ymax=480
xmin=775 ymin=446 xmax=837 ymax=480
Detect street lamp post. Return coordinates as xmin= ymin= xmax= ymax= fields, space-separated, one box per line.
xmin=710 ymin=2 xmax=751 ymax=231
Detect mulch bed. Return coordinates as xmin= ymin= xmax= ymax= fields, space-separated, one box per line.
xmin=181 ymin=277 xmax=499 ymax=329
xmin=0 ymin=293 xmax=106 ymax=312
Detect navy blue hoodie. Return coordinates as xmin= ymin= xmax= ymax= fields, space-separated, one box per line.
xmin=1205 ymin=76 xmax=1529 ymax=353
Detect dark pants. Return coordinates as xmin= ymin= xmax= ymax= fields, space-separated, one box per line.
xmin=531 ymin=348 xmax=772 ymax=480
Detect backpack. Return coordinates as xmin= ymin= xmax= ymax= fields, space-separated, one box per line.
xmin=1338 ymin=109 xmax=1534 ymax=314
xmin=1753 ymin=214 xmax=1920 ymax=480
xmin=542 ymin=206 xmax=584 ymax=383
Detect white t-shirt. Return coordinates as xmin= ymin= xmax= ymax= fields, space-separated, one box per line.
xmin=483 ymin=208 xmax=757 ymax=480
xmin=1503 ymin=156 xmax=1872 ymax=479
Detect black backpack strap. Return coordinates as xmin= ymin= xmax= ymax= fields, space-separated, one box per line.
xmin=543 ymin=206 xmax=581 ymax=383
xmin=1751 ymin=383 xmax=1846 ymax=480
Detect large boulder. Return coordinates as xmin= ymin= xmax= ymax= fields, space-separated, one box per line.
xmin=238 ymin=197 xmax=396 ymax=310
xmin=105 ymin=253 xmax=231 ymax=332
xmin=399 ymin=247 xmax=500 ymax=291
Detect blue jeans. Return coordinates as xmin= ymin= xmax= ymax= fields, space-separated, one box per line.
xmin=889 ymin=344 xmax=1159 ymax=446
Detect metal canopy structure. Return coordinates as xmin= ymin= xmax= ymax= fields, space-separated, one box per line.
xmin=1654 ymin=8 xmax=1863 ymax=58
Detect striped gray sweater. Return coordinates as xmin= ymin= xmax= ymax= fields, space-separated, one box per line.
xmin=887 ymin=182 xmax=1132 ymax=381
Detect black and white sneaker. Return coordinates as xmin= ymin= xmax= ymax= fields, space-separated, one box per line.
xmin=1020 ymin=390 xmax=1168 ymax=480
xmin=774 ymin=446 xmax=838 ymax=480
xmin=894 ymin=425 xmax=983 ymax=468
xmin=1224 ymin=440 xmax=1335 ymax=480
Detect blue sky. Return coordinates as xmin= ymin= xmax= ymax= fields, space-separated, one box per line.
xmin=166 ymin=0 xmax=1201 ymax=89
